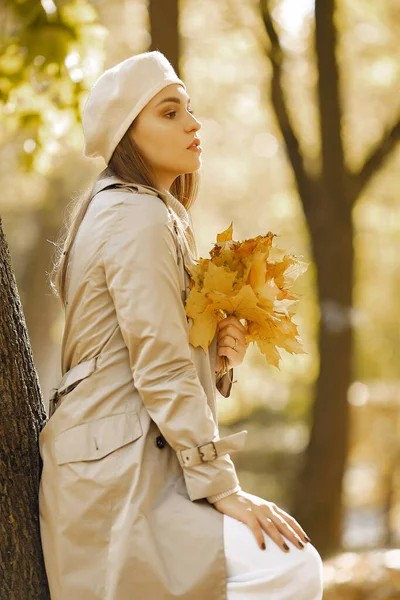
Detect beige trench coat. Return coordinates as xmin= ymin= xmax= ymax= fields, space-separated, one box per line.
xmin=38 ymin=171 xmax=248 ymax=600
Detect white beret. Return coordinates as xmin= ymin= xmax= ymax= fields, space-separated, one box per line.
xmin=82 ymin=51 xmax=186 ymax=164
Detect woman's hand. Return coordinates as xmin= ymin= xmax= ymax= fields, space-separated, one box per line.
xmin=212 ymin=491 xmax=311 ymax=552
xmin=215 ymin=316 xmax=249 ymax=373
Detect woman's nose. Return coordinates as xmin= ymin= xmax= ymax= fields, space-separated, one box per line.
xmin=186 ymin=113 xmax=201 ymax=132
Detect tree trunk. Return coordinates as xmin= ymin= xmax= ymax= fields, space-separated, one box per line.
xmin=0 ymin=217 xmax=49 ymax=599
xmin=259 ymin=0 xmax=360 ymax=554
xmin=292 ymin=216 xmax=353 ymax=555
xmin=18 ymin=176 xmax=69 ymax=399
xmin=149 ymin=0 xmax=180 ymax=75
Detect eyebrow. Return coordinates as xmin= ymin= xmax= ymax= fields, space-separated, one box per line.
xmin=155 ymin=96 xmax=191 ymax=107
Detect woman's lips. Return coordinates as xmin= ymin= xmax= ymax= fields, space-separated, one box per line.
xmin=187 ymin=144 xmax=202 ymax=153
xmin=187 ymin=138 xmax=201 ymax=151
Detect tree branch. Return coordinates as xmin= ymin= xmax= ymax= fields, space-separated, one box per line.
xmin=315 ymin=0 xmax=349 ymax=219
xmin=260 ymin=1 xmax=318 ymax=223
xmin=350 ymin=114 xmax=400 ymax=202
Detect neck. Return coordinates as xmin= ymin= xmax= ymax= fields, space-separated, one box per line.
xmin=156 ymin=172 xmax=176 ymax=191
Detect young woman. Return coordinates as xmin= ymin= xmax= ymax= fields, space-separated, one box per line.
xmin=39 ymin=51 xmax=323 ymax=600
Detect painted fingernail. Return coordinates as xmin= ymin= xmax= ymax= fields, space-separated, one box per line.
xmin=283 ymin=543 xmax=290 ymax=551
xmin=261 ymin=542 xmax=266 ymax=550
xmin=297 ymin=540 xmax=304 ymax=548
xmin=305 ymin=535 xmax=311 ymax=543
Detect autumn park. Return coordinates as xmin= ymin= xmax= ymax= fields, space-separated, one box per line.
xmin=1 ymin=0 xmax=400 ymax=598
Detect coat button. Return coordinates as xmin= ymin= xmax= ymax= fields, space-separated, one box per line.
xmin=155 ymin=434 xmax=166 ymax=449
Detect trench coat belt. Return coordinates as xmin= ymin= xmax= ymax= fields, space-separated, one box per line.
xmin=49 ymin=355 xmax=99 ymax=416
xmin=176 ymin=429 xmax=248 ymax=468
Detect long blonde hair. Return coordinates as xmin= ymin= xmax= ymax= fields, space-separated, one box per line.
xmin=49 ymin=122 xmax=200 ymax=308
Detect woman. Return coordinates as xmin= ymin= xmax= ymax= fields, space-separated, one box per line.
xmin=39 ymin=51 xmax=323 ymax=600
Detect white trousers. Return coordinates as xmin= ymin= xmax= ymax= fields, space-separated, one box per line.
xmin=223 ymin=494 xmax=324 ymax=600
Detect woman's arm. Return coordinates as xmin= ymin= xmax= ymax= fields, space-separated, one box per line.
xmin=102 ymin=192 xmax=247 ymax=502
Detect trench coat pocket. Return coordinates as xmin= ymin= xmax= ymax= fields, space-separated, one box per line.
xmin=54 ymin=410 xmax=143 ymax=465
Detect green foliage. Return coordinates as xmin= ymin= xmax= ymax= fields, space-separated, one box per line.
xmin=0 ymin=0 xmax=107 ymax=171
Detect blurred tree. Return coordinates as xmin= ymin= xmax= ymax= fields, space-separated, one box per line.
xmin=8 ymin=0 xmax=400 ymax=566
xmin=0 ymin=0 xmax=106 ymax=591
xmin=0 ymin=0 xmax=106 ymax=386
xmin=0 ymin=0 xmax=106 ymax=163
xmin=0 ymin=218 xmax=49 ymax=598
xmin=149 ymin=0 xmax=180 ymax=74
xmin=260 ymin=0 xmax=400 ymax=555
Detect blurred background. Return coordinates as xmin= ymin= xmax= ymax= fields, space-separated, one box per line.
xmin=2 ymin=0 xmax=400 ymax=595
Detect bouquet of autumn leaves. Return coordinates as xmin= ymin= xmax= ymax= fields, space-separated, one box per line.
xmin=184 ymin=223 xmax=308 ymax=377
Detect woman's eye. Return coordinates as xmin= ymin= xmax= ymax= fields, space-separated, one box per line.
xmin=165 ymin=107 xmax=195 ymax=119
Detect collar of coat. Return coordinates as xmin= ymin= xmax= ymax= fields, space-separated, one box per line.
xmin=92 ymin=168 xmax=198 ymax=262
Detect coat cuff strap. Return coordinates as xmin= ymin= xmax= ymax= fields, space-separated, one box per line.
xmin=176 ymin=429 xmax=247 ymax=468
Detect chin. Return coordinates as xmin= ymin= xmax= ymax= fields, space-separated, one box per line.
xmin=181 ymin=157 xmax=202 ymax=173
xmin=165 ymin=158 xmax=202 ymax=178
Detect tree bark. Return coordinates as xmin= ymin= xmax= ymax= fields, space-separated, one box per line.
xmin=0 ymin=217 xmax=49 ymax=599
xmin=293 ymin=217 xmax=353 ymax=555
xmin=18 ymin=175 xmax=71 ymax=398
xmin=288 ymin=0 xmax=353 ymax=555
xmin=149 ymin=0 xmax=180 ymax=75
xmin=258 ymin=0 xmax=400 ymax=554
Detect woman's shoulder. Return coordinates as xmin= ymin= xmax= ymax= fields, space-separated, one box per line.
xmin=96 ymin=195 xmax=180 ymax=259
xmin=91 ymin=181 xmax=171 ymax=225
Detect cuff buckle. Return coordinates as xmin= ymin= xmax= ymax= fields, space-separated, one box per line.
xmin=198 ymin=441 xmax=217 ymax=463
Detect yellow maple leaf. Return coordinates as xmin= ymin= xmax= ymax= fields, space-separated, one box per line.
xmin=205 ymin=285 xmax=269 ymax=325
xmin=257 ymin=337 xmax=282 ymax=368
xmin=185 ymin=289 xmax=218 ymax=352
xmin=246 ymin=251 xmax=268 ymax=290
xmin=247 ymin=317 xmax=305 ymax=368
xmin=246 ymin=320 xmax=282 ymax=367
xmin=184 ymin=222 xmax=308 ymax=369
xmin=216 ymin=222 xmax=233 ymax=243
xmin=202 ymin=262 xmax=238 ymax=295
xmin=185 ymin=258 xmax=208 ymax=291
xmin=256 ymin=280 xmax=281 ymax=312
xmin=277 ymin=336 xmax=306 ymax=355
xmin=267 ymin=254 xmax=308 ymax=289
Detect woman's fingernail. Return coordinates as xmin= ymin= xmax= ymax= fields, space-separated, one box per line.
xmin=261 ymin=542 xmax=266 ymax=550
xmin=283 ymin=543 xmax=290 ymax=551
xmin=297 ymin=540 xmax=304 ymax=548
xmin=305 ymin=535 xmax=311 ymax=543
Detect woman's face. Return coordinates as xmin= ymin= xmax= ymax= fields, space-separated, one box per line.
xmin=129 ymin=83 xmax=202 ymax=189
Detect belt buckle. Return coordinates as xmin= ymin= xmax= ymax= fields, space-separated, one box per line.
xmin=198 ymin=441 xmax=217 ymax=463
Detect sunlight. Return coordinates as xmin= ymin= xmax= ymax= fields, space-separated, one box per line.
xmin=23 ymin=139 xmax=36 ymax=154
xmin=65 ymin=51 xmax=80 ymax=69
xmin=368 ymin=57 xmax=398 ymax=87
xmin=40 ymin=0 xmax=57 ymax=15
xmin=273 ymin=0 xmax=315 ymax=36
